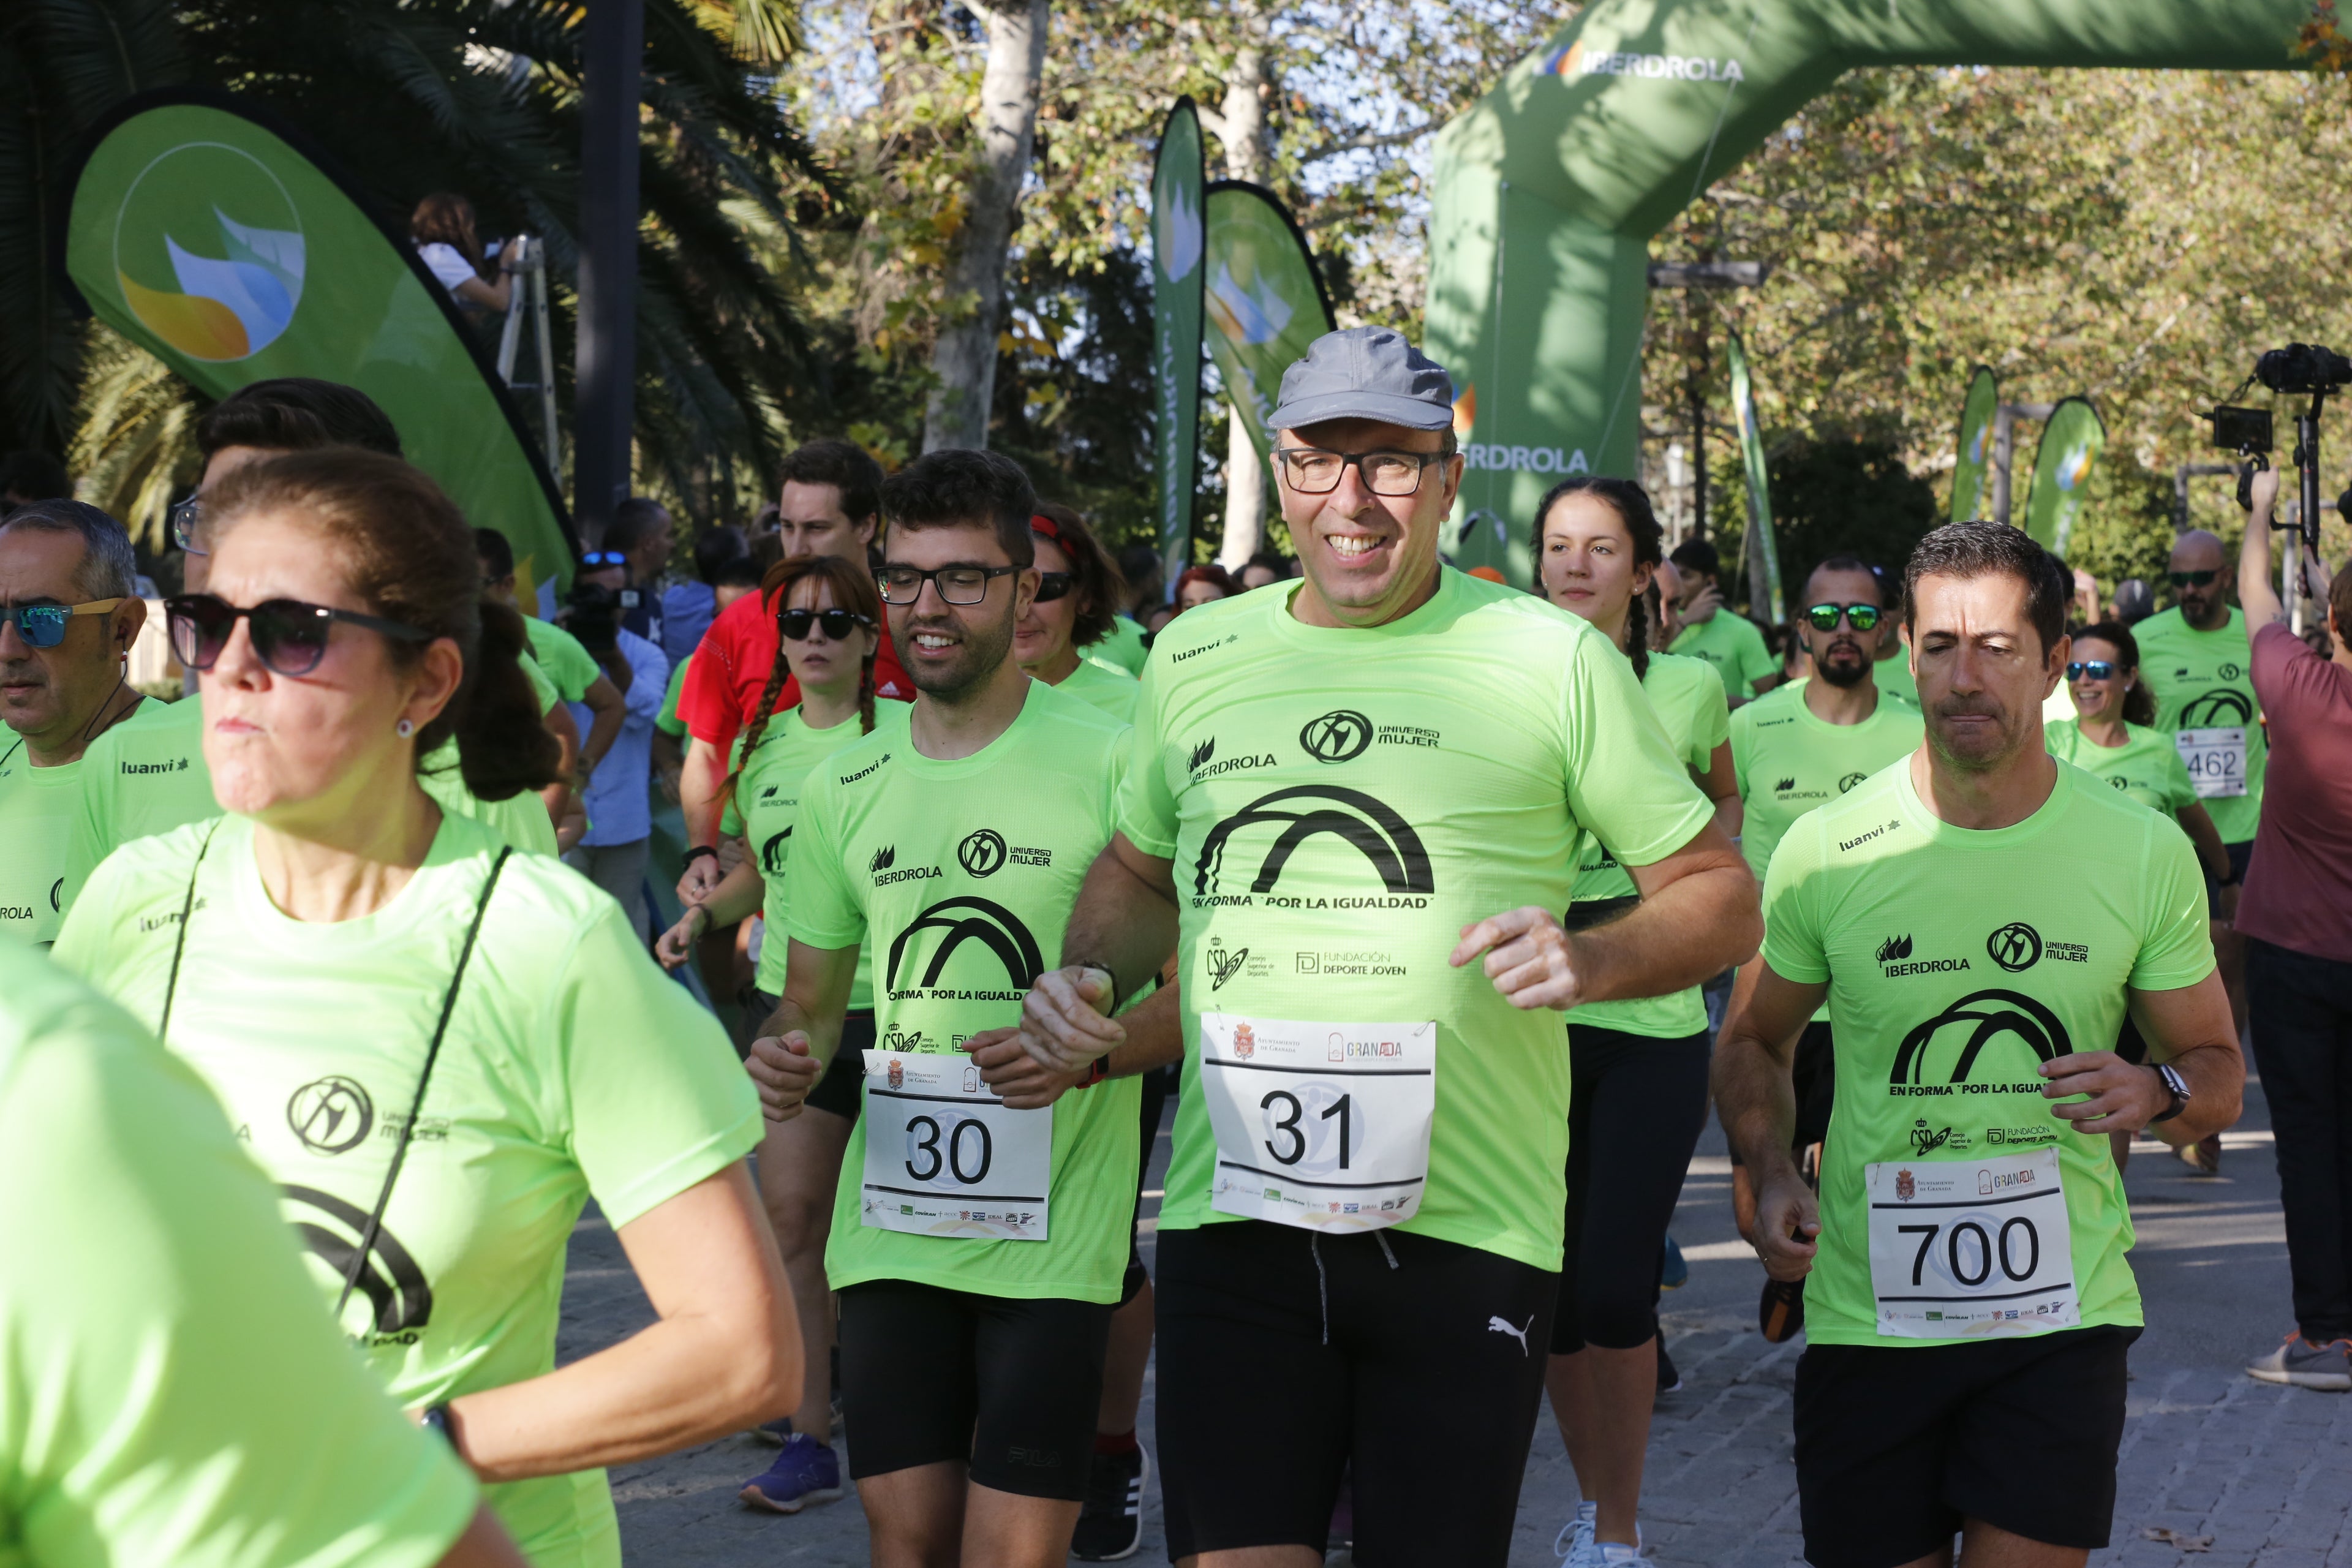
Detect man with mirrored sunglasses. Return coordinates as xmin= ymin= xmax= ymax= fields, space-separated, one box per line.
xmin=0 ymin=500 xmax=147 ymax=946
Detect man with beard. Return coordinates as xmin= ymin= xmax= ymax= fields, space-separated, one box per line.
xmin=1716 ymin=521 xmax=2240 ymax=1568
xmin=1728 ymin=553 xmax=1924 ymax=1340
xmin=741 ymin=448 xmax=1142 ymax=1566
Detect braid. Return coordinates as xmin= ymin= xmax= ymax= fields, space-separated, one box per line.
xmin=726 ymin=636 xmax=795 ymax=810
xmin=1627 ymin=581 xmax=1654 ymax=682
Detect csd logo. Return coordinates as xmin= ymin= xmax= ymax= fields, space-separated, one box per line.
xmin=958 ymin=829 xmax=1008 ymax=878
xmin=287 ymin=1075 xmax=374 ymax=1155
xmin=1300 ymin=710 xmax=1372 ymax=764
xmin=1987 ymin=922 xmax=2042 ymax=973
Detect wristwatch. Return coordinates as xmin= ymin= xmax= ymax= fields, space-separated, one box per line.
xmin=2149 ymin=1061 xmax=2191 ymax=1124
xmin=420 ymin=1403 xmax=456 ymax=1447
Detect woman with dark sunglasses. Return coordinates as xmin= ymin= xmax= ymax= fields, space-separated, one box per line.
xmin=653 ymin=552 xmax=902 ymax=1516
xmin=1014 ymin=503 xmax=1139 ymax=723
xmin=54 ymin=449 xmax=797 ymax=1568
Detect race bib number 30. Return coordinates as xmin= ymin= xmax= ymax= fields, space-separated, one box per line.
xmin=1866 ymin=1149 xmax=2078 ymax=1339
xmin=2176 ymin=726 xmax=2248 ymax=798
xmin=861 ymin=1054 xmax=1052 ymax=1241
xmin=1198 ymin=1012 xmax=1435 ymax=1234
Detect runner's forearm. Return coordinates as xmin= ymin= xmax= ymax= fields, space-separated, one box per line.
xmin=1712 ymin=961 xmax=1818 ymax=1179
xmin=1058 ymin=835 xmax=1180 ymax=1002
xmin=693 ymin=860 xmax=766 ymax=932
xmin=680 ymin=737 xmax=728 ymax=848
xmin=1575 ymin=853 xmax=1759 ymax=1005
xmin=1106 ymin=982 xmax=1183 ymax=1078
xmin=771 ymin=940 xmax=858 ymax=1067
xmin=2180 ymin=804 xmax=2231 ymax=885
xmin=2239 ymin=489 xmax=2284 ymax=628
xmin=579 ymin=677 xmax=625 ymax=775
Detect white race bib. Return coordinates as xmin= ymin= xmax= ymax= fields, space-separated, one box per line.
xmin=860 ymin=1053 xmax=1052 ymax=1241
xmin=1197 ymin=1012 xmax=1435 ymax=1234
xmin=2175 ymin=726 xmax=2248 ymax=798
xmin=1866 ymin=1149 xmax=2078 ymax=1338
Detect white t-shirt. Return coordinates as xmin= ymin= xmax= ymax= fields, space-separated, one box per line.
xmin=417 ymin=241 xmax=478 ymax=292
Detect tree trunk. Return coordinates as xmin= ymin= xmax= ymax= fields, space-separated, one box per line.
xmin=1213 ymin=14 xmax=1270 ymax=567
xmin=922 ymin=0 xmax=1049 ymax=453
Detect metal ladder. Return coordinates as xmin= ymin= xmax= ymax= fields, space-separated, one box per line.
xmin=494 ymin=235 xmax=560 ymax=466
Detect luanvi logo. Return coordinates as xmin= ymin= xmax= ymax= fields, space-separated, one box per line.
xmin=1987 ymin=922 xmax=2041 ymax=973
xmin=1207 ymin=941 xmax=1249 ymax=990
xmin=283 ymin=1184 xmax=433 ymax=1338
xmin=1877 ymin=935 xmax=1913 ymax=963
xmin=2180 ymin=689 xmax=2253 ymax=726
xmin=1300 ymin=710 xmax=1373 ymax=764
xmin=761 ymin=824 xmax=792 ymax=876
xmin=287 ymin=1076 xmax=375 ymax=1155
xmin=959 ymin=829 xmax=1008 ymax=878
xmin=1839 ymin=772 xmax=1868 ymax=793
xmin=886 ymin=896 xmax=1046 ymax=995
xmin=1193 ymin=786 xmax=1433 ymax=907
xmin=1890 ymin=990 xmax=2073 ymax=1093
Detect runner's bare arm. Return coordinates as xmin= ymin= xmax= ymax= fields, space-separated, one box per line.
xmin=1713 ymin=958 xmax=1828 ymax=1282
xmin=974 ymin=983 xmax=1185 ymax=1109
xmin=1021 ymin=834 xmax=1180 ymax=1072
xmin=2239 ymin=466 xmax=2285 ymax=628
xmin=2041 ymin=973 xmax=2242 ymax=1140
xmin=538 ymin=697 xmax=578 ymax=832
xmin=747 ymin=940 xmax=858 ymax=1120
xmin=437 ymin=1164 xmax=797 ymax=1479
xmin=1697 ymin=740 xmax=1743 ymax=840
xmin=654 ymin=858 xmax=764 ymax=969
xmin=677 ymin=736 xmax=730 ymax=899
xmin=435 ymin=1506 xmax=530 ymax=1567
xmin=1448 ymin=821 xmax=1759 ymax=1011
xmin=2177 ymin=801 xmax=2232 ymax=886
xmin=577 ymin=674 xmax=626 ymax=776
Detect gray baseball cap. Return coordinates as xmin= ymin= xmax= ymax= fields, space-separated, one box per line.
xmin=1269 ymin=326 xmax=1456 ymax=434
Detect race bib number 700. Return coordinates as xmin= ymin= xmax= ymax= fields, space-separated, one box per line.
xmin=1866 ymin=1148 xmax=2078 ymax=1338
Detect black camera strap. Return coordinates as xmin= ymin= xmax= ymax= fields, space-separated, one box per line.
xmin=159 ymin=833 xmax=513 ymax=1332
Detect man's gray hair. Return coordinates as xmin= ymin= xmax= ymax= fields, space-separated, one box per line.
xmin=0 ymin=500 xmax=138 ymax=601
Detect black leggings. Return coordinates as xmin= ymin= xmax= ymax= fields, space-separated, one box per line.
xmin=1551 ymin=1024 xmax=1713 ymax=1354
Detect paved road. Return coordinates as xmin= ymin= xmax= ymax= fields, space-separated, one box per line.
xmin=559 ymin=1072 xmax=2350 ymax=1567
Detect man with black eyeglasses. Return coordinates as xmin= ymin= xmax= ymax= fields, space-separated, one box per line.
xmin=1727 ymin=554 xmax=1924 ymax=1342
xmin=2136 ymin=529 xmax=2263 ymax=1093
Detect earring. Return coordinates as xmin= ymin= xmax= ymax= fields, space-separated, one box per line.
xmin=396 ymin=718 xmax=415 ymax=738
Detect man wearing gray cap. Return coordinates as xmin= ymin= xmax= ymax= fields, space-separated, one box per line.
xmin=1010 ymin=326 xmax=1762 ymax=1564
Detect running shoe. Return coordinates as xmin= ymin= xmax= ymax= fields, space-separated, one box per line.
xmin=2179 ymin=1133 xmax=2223 ymax=1176
xmin=1553 ymin=1499 xmax=1597 ymax=1561
xmin=750 ymin=1415 xmax=792 ymax=1447
xmin=1070 ymin=1444 xmax=1149 ymax=1561
xmin=2246 ymin=1334 xmax=2352 ymax=1391
xmin=737 ymin=1433 xmax=844 ymax=1513
xmin=1657 ymin=1340 xmax=1683 ymax=1395
xmin=1759 ymin=1276 xmax=1805 ymax=1343
xmin=1660 ymin=1234 xmax=1688 ymax=1291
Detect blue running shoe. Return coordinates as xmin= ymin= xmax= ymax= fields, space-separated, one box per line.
xmin=750 ymin=1416 xmax=792 ymax=1447
xmin=1660 ymin=1235 xmax=1689 ymax=1291
xmin=739 ymin=1433 xmax=843 ymax=1514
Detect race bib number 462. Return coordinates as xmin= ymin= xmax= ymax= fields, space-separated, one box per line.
xmin=1866 ymin=1149 xmax=2078 ymax=1339
xmin=861 ymin=1053 xmax=1052 ymax=1241
xmin=2176 ymin=726 xmax=2248 ymax=799
xmin=1197 ymin=1012 xmax=1435 ymax=1234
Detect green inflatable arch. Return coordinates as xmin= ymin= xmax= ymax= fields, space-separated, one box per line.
xmin=1427 ymin=0 xmax=2307 ymax=582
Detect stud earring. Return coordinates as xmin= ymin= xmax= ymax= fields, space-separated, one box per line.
xmin=396 ymin=718 xmax=415 ymax=738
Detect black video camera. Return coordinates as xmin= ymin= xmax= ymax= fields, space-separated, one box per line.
xmin=564 ymin=580 xmax=624 ymax=658
xmin=2255 ymin=342 xmax=2352 ymax=396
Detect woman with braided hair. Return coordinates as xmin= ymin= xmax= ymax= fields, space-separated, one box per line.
xmin=654 ymin=552 xmax=906 ymax=1517
xmin=1534 ymin=476 xmax=1742 ymax=1568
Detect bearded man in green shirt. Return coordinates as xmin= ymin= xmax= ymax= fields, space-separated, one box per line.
xmin=1716 ymin=520 xmax=2242 ymax=1568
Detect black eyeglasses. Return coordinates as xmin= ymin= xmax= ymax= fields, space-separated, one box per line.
xmin=2066 ymin=660 xmax=2118 ymax=682
xmin=778 ymin=608 xmax=875 ymax=642
xmin=876 ymin=565 xmax=1018 ymax=606
xmin=1034 ymin=571 xmax=1073 ymax=603
xmin=1804 ymin=601 xmax=1882 ymax=632
xmin=1272 ymin=447 xmax=1447 ymax=497
xmin=1 ymin=598 xmax=126 ymax=649
xmin=580 ymin=551 xmax=628 ymax=569
xmin=170 ymin=495 xmax=207 ymax=555
xmin=165 ymin=593 xmax=431 ymax=676
xmin=2168 ymin=570 xmax=2218 ymax=588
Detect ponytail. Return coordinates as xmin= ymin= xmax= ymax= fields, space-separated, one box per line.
xmin=451 ymin=600 xmax=563 ymax=801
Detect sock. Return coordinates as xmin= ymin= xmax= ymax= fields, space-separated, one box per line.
xmin=1094 ymin=1428 xmax=1139 ymax=1457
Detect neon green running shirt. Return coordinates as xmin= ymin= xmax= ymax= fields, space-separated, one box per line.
xmin=1669 ymin=609 xmax=1777 ymax=699
xmin=1760 ymin=758 xmax=2213 ymax=1346
xmin=1568 ymin=651 xmax=1729 ymax=1040
xmin=1731 ymin=687 xmax=1923 ymax=883
xmin=2044 ymin=720 xmax=2198 ymax=821
xmin=1091 ymin=615 xmax=1148 ymax=675
xmin=1875 ymin=651 xmax=1920 ymax=707
xmin=0 ymin=740 xmax=80 ymax=946
xmin=1054 ymin=656 xmax=1142 ymax=724
xmin=656 ymin=655 xmax=691 ymax=738
xmin=525 ymin=619 xmax=601 ymax=703
xmin=787 ymin=680 xmax=1142 ymax=1302
xmin=2133 ymin=606 xmax=2265 ymax=843
xmin=1122 ymin=570 xmax=1716 ymax=1270
xmin=55 ymin=812 xmax=761 ymax=1568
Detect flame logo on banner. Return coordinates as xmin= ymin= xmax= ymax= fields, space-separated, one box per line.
xmin=114 ymin=145 xmax=305 ymax=363
xmin=1157 ymin=178 xmax=1202 ymax=284
xmin=1205 ymin=258 xmax=1295 ymax=346
xmin=2056 ymin=441 xmax=2094 ymax=491
xmin=1452 ymin=383 xmax=1477 ymax=437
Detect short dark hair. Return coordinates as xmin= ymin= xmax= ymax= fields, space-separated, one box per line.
xmin=197 ymin=379 xmax=402 ymax=460
xmin=693 ymin=524 xmax=747 ymax=584
xmin=0 ymin=450 xmax=72 ymax=504
xmin=2071 ymin=619 xmax=2155 ymax=726
xmin=1806 ymin=552 xmax=1882 ymax=606
xmin=605 ymin=496 xmax=672 ymax=556
xmin=475 ymin=526 xmax=515 ymax=581
xmin=780 ymin=439 xmax=884 ymax=524
xmin=713 ymin=555 xmax=764 ymax=590
xmin=880 ymin=448 xmax=1036 ymax=568
xmin=0 ymin=499 xmax=138 ymax=599
xmin=1669 ymin=537 xmax=1721 ymax=579
xmin=1031 ymin=502 xmax=1126 ymax=647
xmin=1118 ymin=543 xmax=1164 ymax=595
xmin=1902 ymin=521 xmax=2070 ymax=656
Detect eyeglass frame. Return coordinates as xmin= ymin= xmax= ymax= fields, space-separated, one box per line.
xmin=165 ymin=592 xmax=432 ymax=677
xmin=777 ymin=607 xmax=876 ymax=642
xmin=875 ymin=564 xmax=1020 ymax=606
xmin=1270 ymin=447 xmax=1452 ymax=497
xmin=0 ymin=598 xmax=128 ymax=650
xmin=2168 ymin=569 xmax=2219 ymax=588
xmin=170 ymin=494 xmax=207 ymax=556
xmin=2065 ymin=660 xmax=2120 ymax=682
xmin=1802 ymin=601 xmax=1883 ymax=632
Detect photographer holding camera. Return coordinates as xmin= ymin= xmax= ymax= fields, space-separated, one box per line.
xmin=562 ymin=570 xmax=669 ymax=944
xmin=2236 ymin=464 xmax=2352 ymax=1390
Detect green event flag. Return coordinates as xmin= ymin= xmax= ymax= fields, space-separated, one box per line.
xmin=1202 ymin=182 xmax=1335 ymax=479
xmin=1726 ymin=332 xmax=1784 ymax=623
xmin=1152 ymin=100 xmax=1207 ymax=589
xmin=1950 ymin=366 xmax=1999 ymax=523
xmin=2024 ymin=396 xmax=2106 ymax=554
xmin=62 ymin=91 xmax=575 ymax=603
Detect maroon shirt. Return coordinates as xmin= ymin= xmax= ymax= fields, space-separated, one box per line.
xmin=2236 ymin=620 xmax=2352 ymax=963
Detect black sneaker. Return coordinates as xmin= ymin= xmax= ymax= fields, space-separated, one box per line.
xmin=1069 ymin=1444 xmax=1148 ymax=1561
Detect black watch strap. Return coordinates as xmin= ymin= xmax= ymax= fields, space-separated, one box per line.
xmin=420 ymin=1403 xmax=456 ymax=1446
xmin=684 ymin=844 xmax=719 ymax=864
xmin=2149 ymin=1062 xmax=2191 ymax=1125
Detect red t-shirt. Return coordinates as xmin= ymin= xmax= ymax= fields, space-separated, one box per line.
xmin=677 ymin=579 xmax=912 ymax=751
xmin=2236 ymin=620 xmax=2352 ymax=963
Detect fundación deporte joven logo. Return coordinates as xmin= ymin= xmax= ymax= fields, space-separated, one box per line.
xmin=113 ymin=141 xmax=305 ymax=363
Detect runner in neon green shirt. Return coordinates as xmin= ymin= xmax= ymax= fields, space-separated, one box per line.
xmin=0 ymin=741 xmax=80 ymax=945
xmin=1666 ymin=538 xmax=1779 ymax=700
xmin=0 ymin=942 xmax=526 ymax=1568
xmin=1091 ymin=612 xmax=1148 ymax=674
xmin=2045 ymin=621 xmax=2228 ymax=884
xmin=1015 ymin=503 xmax=1142 ymax=725
xmin=744 ymin=453 xmax=1142 ymax=1557
xmin=2135 ymin=542 xmax=2266 ymax=846
xmin=1717 ymin=521 xmax=2241 ymax=1568
xmin=1006 ymin=330 xmax=1759 ymax=1567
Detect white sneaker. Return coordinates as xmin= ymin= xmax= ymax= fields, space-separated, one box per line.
xmin=1554 ymin=1501 xmax=1597 ymax=1562
xmin=1597 ymin=1545 xmax=1656 ymax=1566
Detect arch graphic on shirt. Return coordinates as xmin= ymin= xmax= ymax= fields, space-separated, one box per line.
xmin=1193 ymin=785 xmax=1433 ymax=897
xmin=1890 ymin=990 xmax=2073 ymax=1087
xmin=283 ymin=1183 xmax=433 ymax=1335
xmin=886 ymin=895 xmax=1046 ymax=991
xmin=2178 ymin=689 xmax=2253 ymax=727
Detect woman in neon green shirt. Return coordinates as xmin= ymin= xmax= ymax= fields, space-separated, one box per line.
xmin=1013 ymin=502 xmax=1140 ymax=723
xmin=2048 ymin=620 xmax=2230 ymax=882
xmin=54 ymin=450 xmax=796 ymax=1568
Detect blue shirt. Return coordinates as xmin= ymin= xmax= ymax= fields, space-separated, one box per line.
xmin=661 ymin=581 xmax=715 ymax=666
xmin=568 ymin=628 xmax=667 ymax=846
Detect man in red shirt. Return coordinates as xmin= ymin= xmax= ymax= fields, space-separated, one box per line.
xmin=677 ymin=440 xmax=911 ymax=899
xmin=2237 ymin=467 xmax=2352 ymax=1392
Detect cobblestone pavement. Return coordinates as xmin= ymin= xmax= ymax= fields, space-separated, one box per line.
xmin=559 ymin=1075 xmax=2351 ymax=1567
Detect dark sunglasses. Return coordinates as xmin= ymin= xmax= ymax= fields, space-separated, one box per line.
xmin=2066 ymin=660 xmax=2117 ymax=682
xmin=2168 ymin=570 xmax=2218 ymax=588
xmin=165 ymin=593 xmax=430 ymax=676
xmin=1033 ymin=571 xmax=1073 ymax=603
xmin=579 ymin=550 xmax=628 ymax=569
xmin=1804 ymin=601 xmax=1882 ymax=632
xmin=1 ymin=598 xmax=126 ymax=649
xmin=778 ymin=608 xmax=875 ymax=643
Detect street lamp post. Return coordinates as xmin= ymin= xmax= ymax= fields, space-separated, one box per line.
xmin=1646 ymin=260 xmax=1771 ymax=547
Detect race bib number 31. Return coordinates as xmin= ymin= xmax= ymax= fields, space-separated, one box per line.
xmin=1198 ymin=1012 xmax=1435 ymax=1234
xmin=1866 ymin=1149 xmax=2078 ymax=1339
xmin=2176 ymin=726 xmax=2248 ymax=798
xmin=861 ymin=1053 xmax=1052 ymax=1241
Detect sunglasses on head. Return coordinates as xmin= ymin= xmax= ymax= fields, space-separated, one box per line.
xmin=1804 ymin=601 xmax=1882 ymax=632
xmin=2066 ymin=660 xmax=2117 ymax=682
xmin=579 ymin=550 xmax=628 ymax=569
xmin=1 ymin=598 xmax=127 ymax=650
xmin=777 ymin=607 xmax=875 ymax=642
xmin=165 ymin=593 xmax=430 ymax=676
xmin=2169 ymin=569 xmax=2218 ymax=588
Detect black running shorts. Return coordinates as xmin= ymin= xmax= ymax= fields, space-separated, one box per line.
xmin=835 ymin=1278 xmax=1111 ymax=1499
xmin=803 ymin=1010 xmax=875 ymax=1121
xmin=1795 ymin=1324 xmax=2140 ymax=1568
xmin=1118 ymin=1063 xmax=1174 ymax=1308
xmin=1155 ymin=1219 xmax=1556 ymax=1567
